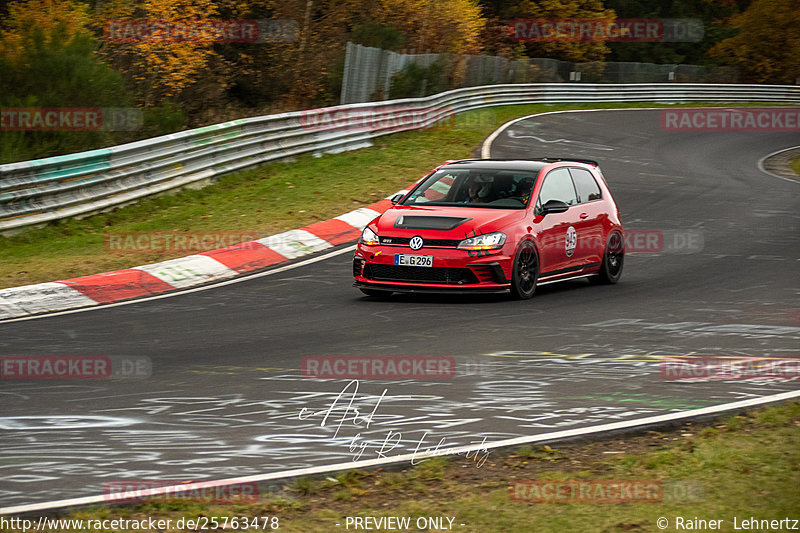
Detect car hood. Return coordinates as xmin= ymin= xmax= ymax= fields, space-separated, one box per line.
xmin=373 ymin=205 xmax=525 ymax=238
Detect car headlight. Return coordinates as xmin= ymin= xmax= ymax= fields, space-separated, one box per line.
xmin=457 ymin=232 xmax=506 ymax=251
xmin=360 ymin=227 xmax=380 ymax=246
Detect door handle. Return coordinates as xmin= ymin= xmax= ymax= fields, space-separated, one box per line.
xmin=579 ymin=212 xmax=589 ymax=219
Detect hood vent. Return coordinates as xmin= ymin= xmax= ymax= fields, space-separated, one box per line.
xmin=394 ymin=215 xmax=471 ymax=231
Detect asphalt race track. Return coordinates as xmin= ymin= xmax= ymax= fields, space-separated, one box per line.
xmin=1 ymin=109 xmax=798 ymax=509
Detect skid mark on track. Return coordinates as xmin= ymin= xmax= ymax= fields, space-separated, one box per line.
xmin=1 ymin=355 xmax=797 ymax=506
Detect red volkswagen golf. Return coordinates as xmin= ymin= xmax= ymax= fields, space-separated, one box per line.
xmin=353 ymin=158 xmax=624 ymax=299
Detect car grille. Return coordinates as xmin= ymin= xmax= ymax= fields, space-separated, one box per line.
xmin=379 ymin=237 xmax=460 ymax=248
xmin=363 ymin=264 xmax=479 ymax=285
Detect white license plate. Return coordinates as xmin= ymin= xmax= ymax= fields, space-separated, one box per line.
xmin=394 ymin=254 xmax=433 ymax=267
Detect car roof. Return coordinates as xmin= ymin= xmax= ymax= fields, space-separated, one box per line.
xmin=442 ymin=158 xmax=599 ymax=172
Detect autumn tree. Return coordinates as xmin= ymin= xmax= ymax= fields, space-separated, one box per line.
xmin=708 ymin=0 xmax=800 ymax=84
xmin=497 ymin=0 xmax=616 ymax=63
xmin=603 ymin=0 xmax=745 ymax=65
xmin=375 ymin=0 xmax=486 ymax=55
xmin=96 ymin=0 xmax=227 ymax=109
xmin=267 ymin=0 xmax=359 ymax=106
xmin=349 ymin=22 xmax=406 ymax=51
xmin=0 ymin=0 xmax=133 ymax=162
xmin=0 ymin=0 xmax=93 ymax=62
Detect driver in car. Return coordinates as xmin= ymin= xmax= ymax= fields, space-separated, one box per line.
xmin=465 ymin=178 xmax=491 ymax=203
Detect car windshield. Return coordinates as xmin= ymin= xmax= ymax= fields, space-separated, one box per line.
xmin=400 ymin=168 xmax=538 ymax=209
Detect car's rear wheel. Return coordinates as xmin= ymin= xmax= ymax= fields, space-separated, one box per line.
xmin=511 ymin=240 xmax=538 ymax=299
xmin=596 ymin=231 xmax=624 ymax=284
xmin=360 ymin=288 xmax=391 ymax=297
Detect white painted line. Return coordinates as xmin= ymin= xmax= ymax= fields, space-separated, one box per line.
xmin=757 ymin=144 xmax=800 ymax=184
xmin=0 ymin=245 xmax=356 ymax=324
xmin=3 ymin=389 xmax=797 ymax=515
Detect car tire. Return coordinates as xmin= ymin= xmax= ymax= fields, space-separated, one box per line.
xmin=595 ymin=231 xmax=624 ymax=284
xmin=510 ymin=240 xmax=538 ymax=300
xmin=360 ymin=288 xmax=391 ymax=297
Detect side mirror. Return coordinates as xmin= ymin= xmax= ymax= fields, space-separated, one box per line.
xmin=391 ymin=193 xmax=405 ymax=205
xmin=541 ymin=199 xmax=569 ymax=214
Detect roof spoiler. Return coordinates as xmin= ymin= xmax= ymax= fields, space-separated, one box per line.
xmin=449 ymin=158 xmax=600 ymax=167
xmin=533 ymin=157 xmax=599 ymax=166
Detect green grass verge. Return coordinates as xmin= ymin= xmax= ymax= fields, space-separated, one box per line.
xmin=0 ymin=102 xmax=783 ymax=289
xmin=5 ymin=401 xmax=797 ymax=532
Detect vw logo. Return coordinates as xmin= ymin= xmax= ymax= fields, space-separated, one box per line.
xmin=409 ymin=236 xmax=424 ymax=250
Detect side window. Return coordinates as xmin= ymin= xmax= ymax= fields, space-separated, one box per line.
xmin=537 ymin=168 xmax=578 ymax=208
xmin=570 ymin=168 xmax=602 ymax=203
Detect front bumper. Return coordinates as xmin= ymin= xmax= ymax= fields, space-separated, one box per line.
xmin=353 ymin=280 xmax=510 ymax=294
xmin=352 ymin=245 xmax=512 ymax=292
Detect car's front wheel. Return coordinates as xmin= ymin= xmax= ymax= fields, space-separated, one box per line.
xmin=510 ymin=240 xmax=538 ymax=299
xmin=595 ymin=231 xmax=624 ymax=284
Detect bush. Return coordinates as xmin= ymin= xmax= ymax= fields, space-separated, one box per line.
xmin=388 ymin=59 xmax=448 ymax=99
xmin=0 ymin=28 xmax=134 ymax=163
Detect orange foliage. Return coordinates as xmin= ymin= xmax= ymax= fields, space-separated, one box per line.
xmin=0 ymin=0 xmax=93 ymax=62
xmin=505 ymin=0 xmax=615 ymax=62
xmin=98 ymin=0 xmax=222 ymax=102
xmin=709 ymin=0 xmax=800 ymax=84
xmin=377 ymin=0 xmax=486 ymax=54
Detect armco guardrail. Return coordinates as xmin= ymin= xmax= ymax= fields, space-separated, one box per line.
xmin=1 ymin=83 xmax=798 ymax=233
